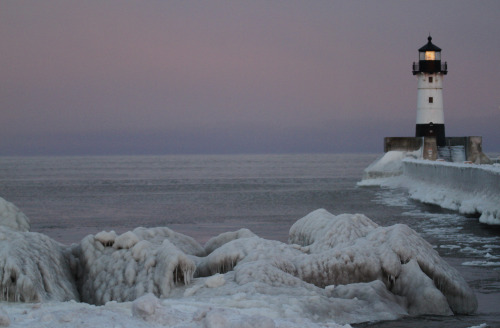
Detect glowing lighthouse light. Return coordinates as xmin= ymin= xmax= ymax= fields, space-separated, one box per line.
xmin=412 ymin=35 xmax=447 ymax=146
xmin=425 ymin=51 xmax=436 ymax=60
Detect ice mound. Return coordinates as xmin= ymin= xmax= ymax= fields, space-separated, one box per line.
xmin=204 ymin=228 xmax=257 ymax=254
xmin=192 ymin=209 xmax=476 ymax=322
xmin=289 ymin=209 xmax=477 ymax=314
xmin=73 ymin=227 xmax=202 ymax=305
xmin=0 ymin=227 xmax=79 ymax=303
xmin=0 ymin=197 xmax=30 ymax=232
xmin=0 ymin=203 xmax=478 ymax=326
xmin=360 ymin=150 xmax=418 ymax=181
xmin=288 ymin=210 xmax=379 ymax=252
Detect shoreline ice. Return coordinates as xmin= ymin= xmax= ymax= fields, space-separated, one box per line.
xmin=0 ymin=197 xmax=478 ymax=327
xmin=358 ymin=152 xmax=500 ymax=225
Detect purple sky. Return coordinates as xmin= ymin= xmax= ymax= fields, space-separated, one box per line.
xmin=1 ymin=1 xmax=499 ymax=155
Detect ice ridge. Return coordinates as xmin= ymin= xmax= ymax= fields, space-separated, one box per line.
xmin=0 ymin=197 xmax=478 ymax=325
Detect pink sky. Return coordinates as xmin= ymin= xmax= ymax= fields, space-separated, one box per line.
xmin=1 ymin=1 xmax=499 ymax=155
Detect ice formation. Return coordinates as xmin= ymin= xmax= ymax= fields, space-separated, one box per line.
xmin=0 ymin=198 xmax=78 ymax=303
xmin=290 ymin=210 xmax=476 ymax=314
xmin=0 ymin=227 xmax=79 ymax=303
xmin=194 ymin=209 xmax=476 ymax=322
xmin=73 ymin=227 xmax=202 ymax=305
xmin=359 ymin=153 xmax=500 ymax=225
xmin=361 ymin=150 xmax=420 ymax=180
xmin=0 ymin=197 xmax=30 ymax=232
xmin=0 ymin=195 xmax=478 ymax=326
xmin=203 ymin=228 xmax=257 ymax=254
xmin=402 ymin=159 xmax=500 ymax=225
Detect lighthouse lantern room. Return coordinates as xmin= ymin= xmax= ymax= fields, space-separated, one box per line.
xmin=412 ymin=36 xmax=447 ymax=147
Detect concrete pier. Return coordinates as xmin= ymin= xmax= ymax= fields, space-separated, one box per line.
xmin=384 ymin=136 xmax=492 ymax=164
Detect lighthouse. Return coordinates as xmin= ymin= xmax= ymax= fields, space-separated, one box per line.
xmin=382 ymin=36 xmax=491 ymax=164
xmin=412 ymin=36 xmax=447 ymax=147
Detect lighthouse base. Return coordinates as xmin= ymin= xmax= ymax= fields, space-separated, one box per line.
xmin=415 ymin=123 xmax=445 ymax=147
xmin=384 ymin=136 xmax=492 ymax=164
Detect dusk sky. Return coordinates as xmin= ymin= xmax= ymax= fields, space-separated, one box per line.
xmin=2 ymin=1 xmax=499 ymax=155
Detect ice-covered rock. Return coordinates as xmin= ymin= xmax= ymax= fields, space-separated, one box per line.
xmin=197 ymin=209 xmax=477 ymax=318
xmin=74 ymin=228 xmax=200 ymax=305
xmin=132 ymin=226 xmax=206 ymax=256
xmin=0 ymin=204 xmax=478 ymax=325
xmin=94 ymin=230 xmax=117 ymax=247
xmin=0 ymin=227 xmax=79 ymax=303
xmin=390 ymin=259 xmax=451 ymax=315
xmin=204 ymin=228 xmax=257 ymax=254
xmin=0 ymin=197 xmax=30 ymax=232
xmin=292 ymin=212 xmax=477 ymax=314
xmin=289 ymin=209 xmax=379 ymax=252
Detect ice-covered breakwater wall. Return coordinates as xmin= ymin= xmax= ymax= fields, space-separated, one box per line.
xmin=359 ymin=152 xmax=500 ymax=225
xmin=402 ymin=159 xmax=500 ymax=225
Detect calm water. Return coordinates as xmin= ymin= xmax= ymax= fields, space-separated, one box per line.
xmin=0 ymin=154 xmax=499 ymax=327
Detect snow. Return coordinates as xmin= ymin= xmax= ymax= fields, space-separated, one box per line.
xmin=0 ymin=196 xmax=478 ymax=327
xmin=359 ymin=153 xmax=500 ymax=225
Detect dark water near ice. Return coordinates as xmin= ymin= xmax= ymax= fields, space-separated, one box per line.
xmin=0 ymin=154 xmax=499 ymax=327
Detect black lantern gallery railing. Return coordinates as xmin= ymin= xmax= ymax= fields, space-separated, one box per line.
xmin=412 ymin=62 xmax=447 ymax=75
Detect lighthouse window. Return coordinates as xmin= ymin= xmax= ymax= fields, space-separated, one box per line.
xmin=429 ymin=97 xmax=434 ymax=103
xmin=429 ymin=76 xmax=433 ymax=83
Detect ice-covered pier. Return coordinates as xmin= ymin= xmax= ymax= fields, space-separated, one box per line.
xmin=360 ymin=152 xmax=500 ymax=225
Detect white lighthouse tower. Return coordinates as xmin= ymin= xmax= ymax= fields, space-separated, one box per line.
xmin=412 ymin=35 xmax=447 ymax=147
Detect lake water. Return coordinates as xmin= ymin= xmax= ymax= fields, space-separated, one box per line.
xmin=0 ymin=153 xmax=498 ymax=327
